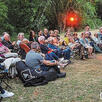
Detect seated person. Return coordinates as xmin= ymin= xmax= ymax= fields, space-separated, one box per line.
xmin=16 ymin=32 xmax=26 ymax=47
xmin=29 ymin=30 xmax=37 ymax=42
xmin=91 ymin=33 xmax=102 ymax=52
xmin=47 ymin=37 xmax=71 ymax=61
xmin=2 ymin=32 xmax=15 ymax=49
xmin=84 ymin=25 xmax=91 ymax=37
xmin=62 ymin=32 xmax=71 ymax=46
xmin=80 ymin=32 xmax=93 ymax=58
xmin=0 ymin=85 xmax=14 ymax=98
xmin=38 ymin=36 xmax=59 ymax=60
xmin=0 ymin=41 xmax=18 ymax=58
xmin=54 ymin=30 xmax=60 ymax=40
xmin=25 ymin=42 xmax=66 ymax=77
xmin=43 ymin=28 xmax=50 ymax=40
xmin=49 ymin=30 xmax=55 ymax=37
xmin=73 ymin=32 xmax=79 ymax=43
xmin=98 ymin=27 xmax=102 ymax=42
xmin=68 ymin=37 xmax=80 ymax=51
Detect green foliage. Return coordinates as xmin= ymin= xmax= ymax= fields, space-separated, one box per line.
xmin=0 ymin=0 xmax=102 ymax=35
xmin=44 ymin=0 xmax=102 ymax=30
xmin=0 ymin=1 xmax=8 ymax=35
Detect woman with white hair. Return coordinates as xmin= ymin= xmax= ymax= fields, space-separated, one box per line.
xmin=16 ymin=32 xmax=25 ymax=46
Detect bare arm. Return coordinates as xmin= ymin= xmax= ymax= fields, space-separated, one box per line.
xmin=42 ymin=60 xmax=58 ymax=66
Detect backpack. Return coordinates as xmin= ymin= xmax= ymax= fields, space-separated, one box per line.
xmin=16 ymin=61 xmax=57 ymax=87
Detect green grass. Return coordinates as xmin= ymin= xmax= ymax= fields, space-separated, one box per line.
xmin=2 ymin=54 xmax=102 ymax=102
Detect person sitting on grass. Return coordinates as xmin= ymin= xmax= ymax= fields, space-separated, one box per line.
xmin=0 ymin=85 xmax=14 ymax=98
xmin=25 ymin=42 xmax=66 ymax=78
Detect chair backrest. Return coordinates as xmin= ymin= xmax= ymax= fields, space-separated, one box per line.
xmin=19 ymin=43 xmax=30 ymax=53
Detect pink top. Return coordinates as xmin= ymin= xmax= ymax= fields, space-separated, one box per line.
xmin=0 ymin=42 xmax=9 ymax=53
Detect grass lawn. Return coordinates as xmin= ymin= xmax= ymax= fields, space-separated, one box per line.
xmin=1 ymin=54 xmax=102 ymax=102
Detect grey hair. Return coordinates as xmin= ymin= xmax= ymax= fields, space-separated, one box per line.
xmin=2 ymin=32 xmax=8 ymax=35
xmin=18 ymin=32 xmax=24 ymax=37
xmin=38 ymin=36 xmax=45 ymax=42
xmin=99 ymin=27 xmax=102 ymax=30
xmin=2 ymin=32 xmax=9 ymax=36
xmin=31 ymin=42 xmax=39 ymax=49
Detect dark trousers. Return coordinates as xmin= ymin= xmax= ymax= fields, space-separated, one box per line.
xmin=45 ymin=52 xmax=59 ymax=60
xmin=40 ymin=64 xmax=60 ymax=73
xmin=0 ymin=85 xmax=5 ymax=94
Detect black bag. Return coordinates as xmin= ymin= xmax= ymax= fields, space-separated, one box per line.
xmin=16 ymin=61 xmax=57 ymax=87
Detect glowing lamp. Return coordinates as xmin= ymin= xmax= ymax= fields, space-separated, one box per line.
xmin=65 ymin=11 xmax=81 ymax=27
xmin=70 ymin=17 xmax=74 ymax=22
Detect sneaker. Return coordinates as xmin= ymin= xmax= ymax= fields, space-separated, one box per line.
xmin=58 ymin=58 xmax=64 ymax=63
xmin=0 ymin=90 xmax=14 ymax=98
xmin=58 ymin=63 xmax=68 ymax=68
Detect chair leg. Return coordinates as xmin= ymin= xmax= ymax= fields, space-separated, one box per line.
xmin=1 ymin=80 xmax=12 ymax=89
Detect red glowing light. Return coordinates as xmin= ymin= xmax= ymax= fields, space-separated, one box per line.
xmin=65 ymin=11 xmax=81 ymax=27
xmin=70 ymin=17 xmax=74 ymax=22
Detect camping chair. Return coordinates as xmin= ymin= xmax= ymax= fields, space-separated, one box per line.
xmin=90 ymin=38 xmax=102 ymax=53
xmin=71 ymin=43 xmax=89 ymax=59
xmin=19 ymin=43 xmax=30 ymax=59
xmin=0 ymin=69 xmax=12 ymax=89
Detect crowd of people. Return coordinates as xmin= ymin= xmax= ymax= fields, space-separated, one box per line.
xmin=0 ymin=25 xmax=102 ymax=98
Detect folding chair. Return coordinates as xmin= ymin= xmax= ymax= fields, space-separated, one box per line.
xmin=0 ymin=69 xmax=12 ymax=89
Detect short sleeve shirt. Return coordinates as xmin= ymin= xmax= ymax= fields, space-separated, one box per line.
xmin=25 ymin=50 xmax=43 ymax=69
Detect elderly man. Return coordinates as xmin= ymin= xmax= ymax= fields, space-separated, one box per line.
xmin=2 ymin=32 xmax=15 ymax=49
xmin=47 ymin=37 xmax=71 ymax=62
xmin=25 ymin=42 xmax=66 ymax=78
xmin=38 ymin=36 xmax=59 ymax=60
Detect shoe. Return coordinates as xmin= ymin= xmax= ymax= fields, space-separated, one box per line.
xmin=58 ymin=58 xmax=64 ymax=63
xmin=58 ymin=63 xmax=68 ymax=68
xmin=0 ymin=90 xmax=14 ymax=98
xmin=57 ymin=72 xmax=66 ymax=78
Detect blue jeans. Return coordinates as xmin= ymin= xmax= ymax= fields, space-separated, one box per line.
xmin=62 ymin=47 xmax=71 ymax=60
xmin=40 ymin=64 xmax=60 ymax=73
xmin=45 ymin=52 xmax=59 ymax=60
xmin=54 ymin=47 xmax=71 ymax=60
